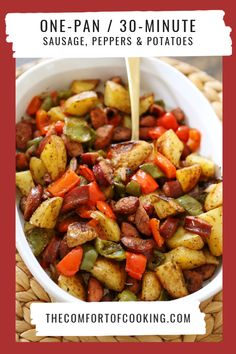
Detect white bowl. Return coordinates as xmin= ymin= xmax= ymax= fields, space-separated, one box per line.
xmin=16 ymin=57 xmax=222 ymax=303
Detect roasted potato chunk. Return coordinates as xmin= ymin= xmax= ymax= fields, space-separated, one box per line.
xmin=203 ymin=248 xmax=220 ymax=266
xmin=66 ymin=222 xmax=98 ymax=247
xmin=186 ymin=153 xmax=215 ymax=180
xmin=70 ymin=79 xmax=100 ymax=94
xmin=91 ymin=257 xmax=126 ymax=292
xmin=141 ymin=271 xmax=162 ymax=300
xmin=204 ymin=182 xmax=222 ymax=211
xmin=16 ymin=170 xmax=35 ymax=196
xmin=157 ymin=129 xmax=184 ymax=167
xmin=29 ymin=157 xmax=47 ymax=185
xmin=58 ymin=275 xmax=86 ymax=300
xmin=165 ymin=246 xmax=206 ymax=270
xmin=156 ymin=261 xmax=188 ymax=298
xmin=139 ymin=94 xmax=154 ymax=115
xmin=198 ymin=206 xmax=222 ymax=256
xmin=29 ymin=197 xmax=63 ymax=229
xmin=104 ymin=80 xmax=131 ymax=114
xmin=166 ymin=226 xmax=204 ymax=250
xmin=91 ymin=211 xmax=121 ymax=242
xmin=110 ymin=141 xmax=152 ymax=170
xmin=64 ymin=91 xmax=98 ymax=116
xmin=48 ymin=106 xmax=66 ymax=122
xmin=40 ymin=135 xmax=67 ymax=181
xmin=176 ymin=164 xmax=201 ymax=193
xmin=154 ymin=197 xmax=184 ymax=219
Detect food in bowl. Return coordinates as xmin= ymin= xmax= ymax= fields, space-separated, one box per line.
xmin=16 ymin=75 xmax=222 ymax=302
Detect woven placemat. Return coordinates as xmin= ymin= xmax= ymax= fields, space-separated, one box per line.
xmin=15 ymin=58 xmax=223 ymax=343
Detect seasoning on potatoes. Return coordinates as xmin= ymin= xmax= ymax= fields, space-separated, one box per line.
xmin=64 ymin=91 xmax=98 ymax=116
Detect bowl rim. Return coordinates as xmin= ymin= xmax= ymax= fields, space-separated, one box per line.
xmin=16 ymin=57 xmax=222 ymax=303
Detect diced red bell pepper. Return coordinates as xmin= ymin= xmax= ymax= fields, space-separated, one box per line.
xmin=148 ymin=126 xmax=167 ymax=140
xmin=125 ymin=252 xmax=147 ymax=280
xmin=88 ymin=181 xmax=105 ymax=205
xmin=56 ymin=246 xmax=83 ymax=277
xmin=26 ymin=96 xmax=42 ymax=116
xmin=47 ymin=169 xmax=80 ymax=197
xmin=131 ymin=169 xmax=159 ymax=194
xmin=154 ymin=152 xmax=176 ymax=179
xmin=57 ymin=215 xmax=80 ymax=233
xmin=157 ymin=112 xmax=179 ymax=131
xmin=36 ymin=109 xmax=51 ymax=135
xmin=54 ymin=120 xmax=65 ymax=135
xmin=96 ymin=201 xmax=116 ymax=219
xmin=78 ymin=165 xmax=95 ymax=182
xmin=150 ymin=218 xmax=165 ymax=247
xmin=176 ymin=125 xmax=190 ymax=143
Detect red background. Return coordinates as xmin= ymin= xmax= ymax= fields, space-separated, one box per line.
xmin=0 ymin=0 xmax=234 ymax=353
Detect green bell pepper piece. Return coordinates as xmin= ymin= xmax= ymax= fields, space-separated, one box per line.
xmin=176 ymin=194 xmax=203 ymax=216
xmin=41 ymin=96 xmax=53 ymax=111
xmin=64 ymin=117 xmax=94 ymax=143
xmin=147 ymin=249 xmax=165 ymax=271
xmin=57 ymin=89 xmax=72 ymax=100
xmin=117 ymin=290 xmax=137 ymax=301
xmin=126 ymin=180 xmax=141 ymax=197
xmin=140 ymin=163 xmax=165 ymax=179
xmin=27 ymin=136 xmax=43 ymax=149
xmin=95 ymin=238 xmax=126 ymax=261
xmin=114 ymin=181 xmax=126 ymax=198
xmin=80 ymin=244 xmax=98 ymax=271
xmin=24 ymin=223 xmax=54 ymax=256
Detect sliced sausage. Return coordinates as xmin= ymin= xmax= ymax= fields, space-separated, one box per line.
xmin=125 ymin=275 xmax=141 ymax=294
xmin=16 ymin=152 xmax=29 ymax=171
xmin=16 ymin=121 xmax=33 ymax=150
xmin=163 ymin=180 xmax=183 ymax=198
xmin=195 ymin=264 xmax=217 ymax=281
xmin=171 ymin=107 xmax=185 ymax=122
xmin=42 ymin=236 xmax=61 ymax=265
xmin=113 ymin=196 xmax=139 ymax=215
xmin=93 ymin=160 xmax=114 ymax=187
xmin=61 ymin=185 xmax=89 ymax=213
xmin=160 ymin=217 xmax=179 ymax=239
xmin=90 ymin=107 xmax=108 ymax=129
xmin=140 ymin=115 xmax=156 ymax=127
xmin=135 ymin=204 xmax=151 ymax=236
xmin=149 ymin=103 xmax=165 ymax=117
xmin=59 ymin=236 xmax=71 ymax=259
xmin=61 ymin=134 xmax=83 ymax=157
xmin=87 ymin=277 xmax=104 ymax=302
xmin=139 ymin=127 xmax=150 ymax=140
xmin=112 ymin=126 xmax=131 ymax=142
xmin=181 ymin=144 xmax=192 ymax=160
xmin=94 ymin=124 xmax=114 ymax=150
xmin=36 ymin=135 xmax=51 ymax=155
xmin=183 ymin=270 xmax=203 ymax=293
xmin=81 ymin=152 xmax=99 ymax=165
xmin=184 ymin=216 xmax=212 ymax=238
xmin=19 ymin=196 xmax=27 ymax=214
xmin=24 ymin=185 xmax=43 ymax=221
xmin=121 ymin=236 xmax=155 ymax=254
xmin=121 ymin=222 xmax=139 ymax=238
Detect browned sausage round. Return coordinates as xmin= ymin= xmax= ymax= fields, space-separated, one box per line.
xmin=87 ymin=277 xmax=104 ymax=302
xmin=171 ymin=107 xmax=185 ymax=122
xmin=184 ymin=216 xmax=212 ymax=238
xmin=121 ymin=236 xmax=155 ymax=254
xmin=183 ymin=269 xmax=203 ymax=294
xmin=139 ymin=127 xmax=150 ymax=140
xmin=194 ymin=264 xmax=217 ymax=281
xmin=90 ymin=107 xmax=108 ymax=129
xmin=24 ymin=185 xmax=43 ymax=221
xmin=42 ymin=236 xmax=61 ymax=265
xmin=149 ymin=104 xmax=165 ymax=117
xmin=112 ymin=126 xmax=131 ymax=142
xmin=81 ymin=152 xmax=99 ymax=165
xmin=160 ymin=217 xmax=179 ymax=239
xmin=61 ymin=134 xmax=83 ymax=157
xmin=125 ymin=275 xmax=141 ymax=294
xmin=113 ymin=196 xmax=139 ymax=215
xmin=16 ymin=121 xmax=33 ymax=150
xmin=93 ymin=160 xmax=114 ymax=187
xmin=94 ymin=125 xmax=114 ymax=150
xmin=61 ymin=185 xmax=89 ymax=213
xmin=59 ymin=237 xmax=70 ymax=259
xmin=121 ymin=222 xmax=139 ymax=238
xmin=163 ymin=180 xmax=183 ymax=198
xmin=140 ymin=115 xmax=156 ymax=127
xmin=135 ymin=205 xmax=151 ymax=236
xmin=16 ymin=152 xmax=29 ymax=171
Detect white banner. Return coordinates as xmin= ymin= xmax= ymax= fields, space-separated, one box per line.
xmin=31 ymin=301 xmax=205 ymax=336
xmin=6 ymin=11 xmax=231 ymax=57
